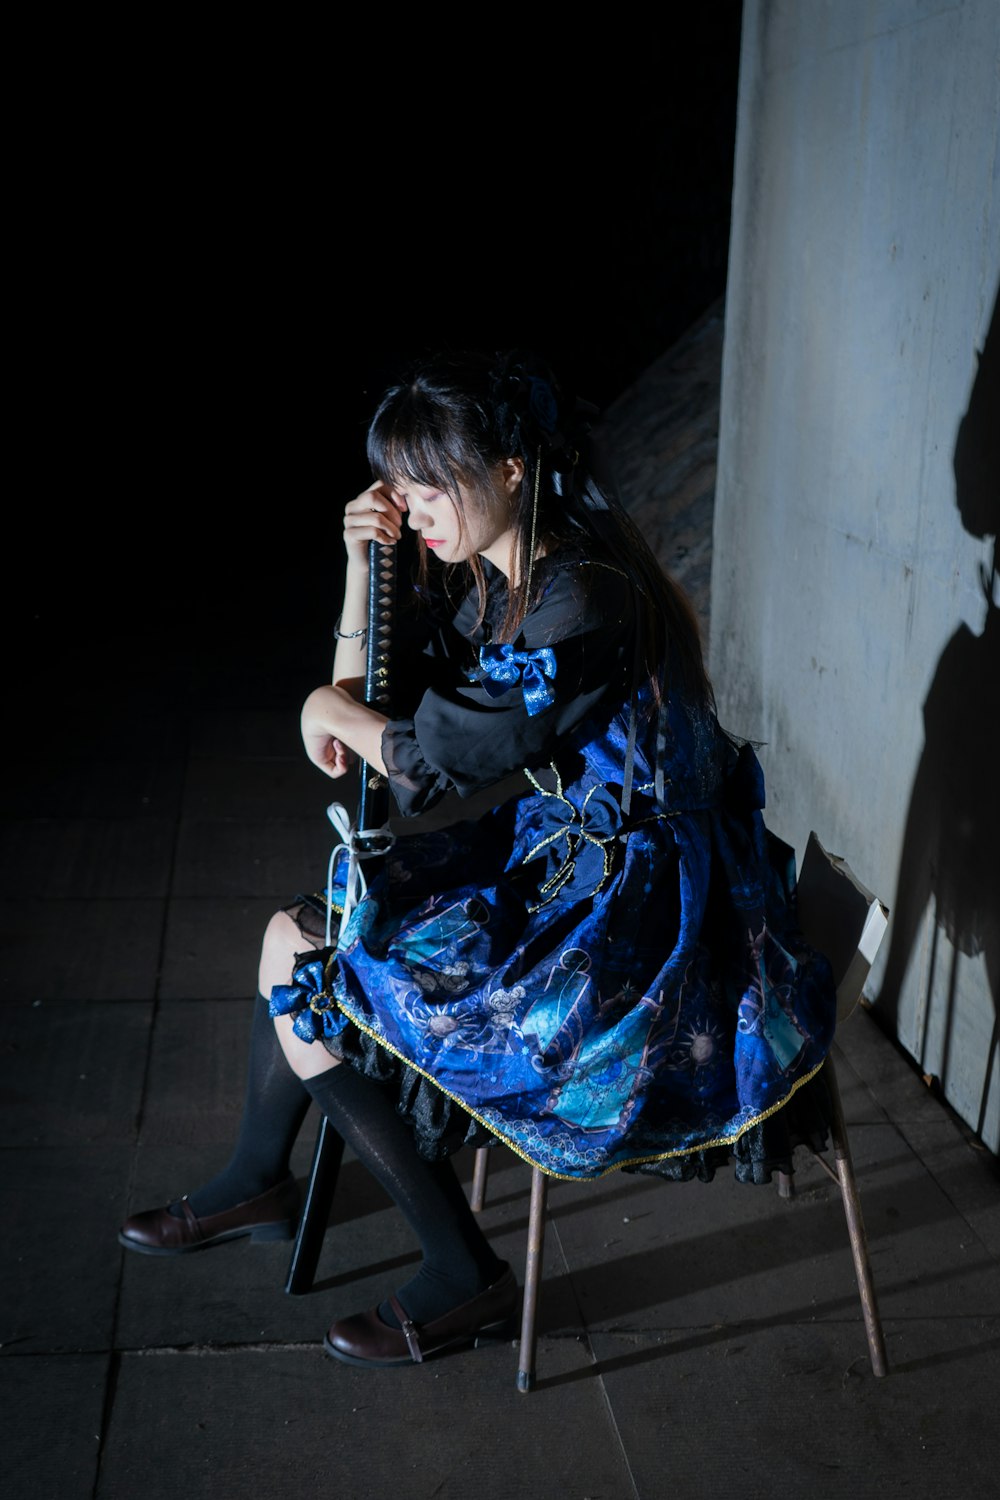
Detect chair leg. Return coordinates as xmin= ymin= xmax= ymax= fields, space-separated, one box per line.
xmin=284 ymin=1115 xmax=345 ymax=1296
xmin=470 ymin=1146 xmax=490 ymax=1212
xmin=826 ymin=1055 xmax=889 ymax=1377
xmin=517 ymin=1167 xmax=548 ymax=1393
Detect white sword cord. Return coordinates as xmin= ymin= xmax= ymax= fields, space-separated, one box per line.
xmin=324 ymin=801 xmax=396 ymax=950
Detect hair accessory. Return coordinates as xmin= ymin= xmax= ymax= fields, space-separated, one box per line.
xmin=490 ymin=352 xmax=566 ymax=450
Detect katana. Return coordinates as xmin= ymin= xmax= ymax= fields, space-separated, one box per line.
xmin=286 ymin=538 xmax=397 ymax=1295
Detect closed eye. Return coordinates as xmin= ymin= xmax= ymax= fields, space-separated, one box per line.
xmin=398 ymin=485 xmax=445 ymax=506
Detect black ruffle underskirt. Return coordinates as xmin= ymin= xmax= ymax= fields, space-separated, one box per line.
xmin=325 ymin=1013 xmax=833 ymax=1185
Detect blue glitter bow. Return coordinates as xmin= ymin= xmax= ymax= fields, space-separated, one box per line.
xmin=478 ymin=643 xmax=557 ymax=716
xmin=268 ymin=950 xmax=348 ymax=1043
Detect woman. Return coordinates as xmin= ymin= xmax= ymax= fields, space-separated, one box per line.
xmin=120 ymin=351 xmax=835 ymax=1366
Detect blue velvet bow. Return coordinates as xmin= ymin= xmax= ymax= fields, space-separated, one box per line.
xmin=268 ymin=950 xmax=348 ymax=1043
xmin=527 ymin=783 xmax=624 ymax=906
xmin=478 ymin=643 xmax=557 ymax=716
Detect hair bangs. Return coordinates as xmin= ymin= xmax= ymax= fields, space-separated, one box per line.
xmin=367 ymin=390 xmax=459 ymax=497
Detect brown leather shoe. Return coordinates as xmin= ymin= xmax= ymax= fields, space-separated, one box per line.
xmin=118 ymin=1176 xmax=300 ymax=1256
xmin=323 ymin=1264 xmax=517 ymax=1367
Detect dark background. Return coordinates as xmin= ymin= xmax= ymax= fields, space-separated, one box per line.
xmin=27 ymin=12 xmax=742 ymax=700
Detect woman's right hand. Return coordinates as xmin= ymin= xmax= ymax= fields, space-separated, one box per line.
xmin=343 ymin=481 xmax=406 ymax=564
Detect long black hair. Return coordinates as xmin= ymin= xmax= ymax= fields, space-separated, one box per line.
xmin=367 ymin=349 xmax=713 ymax=707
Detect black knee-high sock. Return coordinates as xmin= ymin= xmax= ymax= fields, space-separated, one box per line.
xmin=180 ymin=993 xmax=311 ymax=1218
xmin=303 ymin=1064 xmax=504 ymax=1327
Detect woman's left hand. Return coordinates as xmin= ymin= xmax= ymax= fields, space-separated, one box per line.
xmin=301 ymin=686 xmax=357 ymax=778
xmin=301 ymin=684 xmax=388 ymax=779
xmin=303 ymin=730 xmax=357 ymax=779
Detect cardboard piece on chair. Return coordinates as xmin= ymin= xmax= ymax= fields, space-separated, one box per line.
xmin=797 ymin=832 xmax=889 ymax=1023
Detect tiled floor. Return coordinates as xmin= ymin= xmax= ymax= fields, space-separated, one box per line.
xmin=4 ymin=315 xmax=998 ymax=1499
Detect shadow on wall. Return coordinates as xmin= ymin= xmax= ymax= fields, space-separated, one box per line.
xmin=874 ymin=285 xmax=999 ymax=1143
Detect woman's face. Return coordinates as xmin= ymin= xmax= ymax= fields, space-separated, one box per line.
xmin=392 ymin=459 xmax=524 ymax=575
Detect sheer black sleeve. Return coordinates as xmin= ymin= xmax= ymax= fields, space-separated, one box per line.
xmin=382 ymin=561 xmax=633 ymax=816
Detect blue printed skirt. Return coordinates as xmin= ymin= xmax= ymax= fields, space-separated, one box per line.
xmin=272 ymin=714 xmax=837 ymax=1183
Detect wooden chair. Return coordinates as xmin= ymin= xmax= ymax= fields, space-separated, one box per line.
xmin=287 ymin=833 xmax=891 ymax=1394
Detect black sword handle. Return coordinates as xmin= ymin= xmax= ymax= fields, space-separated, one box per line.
xmin=356 ymin=538 xmax=396 ymax=843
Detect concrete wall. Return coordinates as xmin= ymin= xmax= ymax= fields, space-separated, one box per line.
xmin=712 ymin=0 xmax=999 ymax=1149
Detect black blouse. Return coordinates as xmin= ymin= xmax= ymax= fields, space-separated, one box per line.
xmin=382 ymin=554 xmax=634 ymax=816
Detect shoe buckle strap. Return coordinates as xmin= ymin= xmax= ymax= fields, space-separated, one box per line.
xmin=389 ymin=1296 xmax=424 ymax=1363
xmin=178 ymin=1197 xmax=203 ymax=1241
